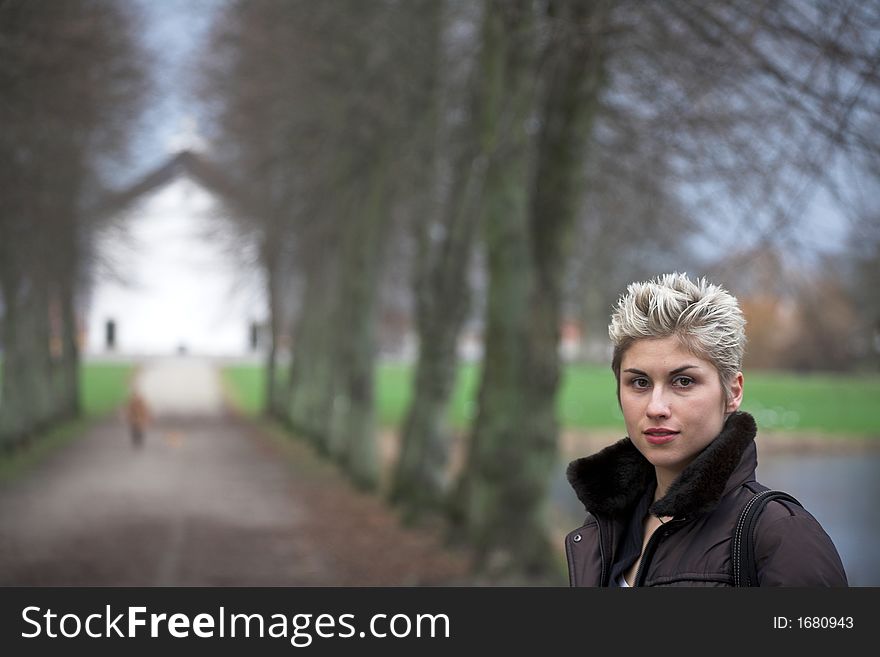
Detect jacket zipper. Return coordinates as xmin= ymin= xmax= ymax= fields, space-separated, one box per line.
xmin=633 ymin=518 xmax=686 ymax=587
xmin=632 ymin=529 xmax=661 ymax=587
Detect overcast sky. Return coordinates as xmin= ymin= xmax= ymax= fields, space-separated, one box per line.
xmin=128 ymin=0 xmax=220 ymax=176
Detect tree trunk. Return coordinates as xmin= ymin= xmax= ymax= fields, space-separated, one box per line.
xmin=263 ymin=238 xmax=283 ymax=418
xmin=287 ymin=250 xmax=340 ymax=449
xmin=57 ymin=278 xmax=81 ymax=419
xmin=453 ymin=0 xmax=607 ymax=579
xmin=327 ymin=154 xmax=393 ymax=490
xmin=27 ymin=275 xmax=55 ymax=430
xmin=1 ymin=272 xmax=54 ymax=444
xmin=389 ymin=0 xmax=487 ymax=520
xmin=53 ymin=209 xmax=82 ymax=420
xmin=449 ymin=0 xmax=541 ymax=572
xmin=388 ymin=269 xmax=471 ymax=517
xmin=391 ymin=149 xmax=489 ymax=517
xmin=526 ymin=0 xmax=608 ymax=471
xmin=0 ymin=271 xmax=24 ymax=446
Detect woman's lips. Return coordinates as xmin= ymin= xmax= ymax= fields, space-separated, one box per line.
xmin=644 ymin=430 xmax=679 ymax=445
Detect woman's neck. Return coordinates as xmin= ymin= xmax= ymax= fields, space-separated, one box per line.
xmin=653 ymin=467 xmax=681 ymax=503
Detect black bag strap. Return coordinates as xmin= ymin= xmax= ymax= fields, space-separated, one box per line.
xmin=732 ymin=489 xmax=803 ymax=587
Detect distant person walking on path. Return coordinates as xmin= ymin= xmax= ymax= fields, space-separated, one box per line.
xmin=125 ymin=391 xmax=151 ymax=448
xmin=565 ymin=272 xmax=847 ymax=587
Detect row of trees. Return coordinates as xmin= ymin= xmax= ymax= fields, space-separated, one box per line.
xmin=199 ymin=0 xmax=880 ymax=578
xmin=199 ymin=0 xmax=603 ymax=576
xmin=0 ymin=0 xmax=148 ymax=449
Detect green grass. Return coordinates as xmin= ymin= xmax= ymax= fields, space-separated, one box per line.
xmin=80 ymin=363 xmax=136 ymax=416
xmin=223 ymin=362 xmax=880 ymax=437
xmin=223 ymin=365 xmax=266 ymax=416
xmin=738 ymin=370 xmax=880 ymax=436
xmin=0 ymin=361 xmax=133 ymax=417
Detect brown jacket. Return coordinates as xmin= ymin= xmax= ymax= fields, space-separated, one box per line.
xmin=565 ymin=412 xmax=848 ymax=587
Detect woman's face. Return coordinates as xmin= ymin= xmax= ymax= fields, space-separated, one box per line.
xmin=619 ymin=336 xmax=743 ymax=482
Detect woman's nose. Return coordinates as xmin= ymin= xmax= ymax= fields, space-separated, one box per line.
xmin=646 ymin=388 xmax=671 ymax=418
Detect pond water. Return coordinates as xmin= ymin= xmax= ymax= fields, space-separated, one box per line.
xmin=554 ymin=452 xmax=880 ymax=586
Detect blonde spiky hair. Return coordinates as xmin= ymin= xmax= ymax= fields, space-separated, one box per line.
xmin=609 ymin=272 xmax=747 ymax=401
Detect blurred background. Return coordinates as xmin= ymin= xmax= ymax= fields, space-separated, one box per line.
xmin=0 ymin=0 xmax=878 ymax=586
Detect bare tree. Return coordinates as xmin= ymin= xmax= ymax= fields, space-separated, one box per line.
xmin=201 ymin=0 xmax=446 ymax=489
xmin=447 ymin=0 xmax=611 ymax=578
xmin=0 ymin=0 xmax=148 ymax=446
xmin=389 ymin=0 xmax=488 ymax=520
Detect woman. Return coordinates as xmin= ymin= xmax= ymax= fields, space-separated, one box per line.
xmin=565 ymin=272 xmax=847 ymax=587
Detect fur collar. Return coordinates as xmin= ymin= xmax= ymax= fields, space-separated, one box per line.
xmin=566 ymin=411 xmax=758 ymax=520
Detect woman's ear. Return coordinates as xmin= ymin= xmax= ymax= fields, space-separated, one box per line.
xmin=726 ymin=372 xmax=744 ymax=413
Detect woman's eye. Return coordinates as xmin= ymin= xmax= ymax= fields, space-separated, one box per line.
xmin=631 ymin=377 xmax=650 ymax=389
xmin=673 ymin=376 xmax=694 ymax=387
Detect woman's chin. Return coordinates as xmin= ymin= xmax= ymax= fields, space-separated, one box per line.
xmin=642 ymin=449 xmax=689 ymax=474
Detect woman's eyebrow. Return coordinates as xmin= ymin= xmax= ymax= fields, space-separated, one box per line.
xmin=623 ymin=365 xmax=700 ymax=376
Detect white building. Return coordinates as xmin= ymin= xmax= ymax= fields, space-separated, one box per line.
xmin=84 ymin=173 xmax=266 ymax=359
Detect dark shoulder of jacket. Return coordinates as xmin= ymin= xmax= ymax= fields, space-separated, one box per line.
xmin=753 ymin=498 xmax=848 ymax=586
xmin=757 ymin=496 xmax=805 ymax=522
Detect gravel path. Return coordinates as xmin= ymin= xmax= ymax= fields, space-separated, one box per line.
xmin=0 ymin=359 xmax=473 ymax=586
